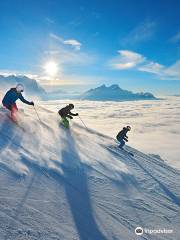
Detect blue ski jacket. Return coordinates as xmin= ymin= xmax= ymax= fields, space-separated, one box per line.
xmin=2 ymin=88 xmax=32 ymax=106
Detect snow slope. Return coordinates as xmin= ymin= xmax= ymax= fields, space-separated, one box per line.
xmin=0 ymin=104 xmax=179 ymax=240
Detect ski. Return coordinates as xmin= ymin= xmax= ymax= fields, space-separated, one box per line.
xmin=121 ymin=149 xmax=134 ymax=157
xmin=107 ymin=145 xmax=134 ymax=157
xmin=113 ymin=139 xmax=134 ymax=156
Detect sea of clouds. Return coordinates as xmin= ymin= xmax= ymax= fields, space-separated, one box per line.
xmin=44 ymin=96 xmax=180 ymax=170
xmin=0 ymin=89 xmax=179 ymax=170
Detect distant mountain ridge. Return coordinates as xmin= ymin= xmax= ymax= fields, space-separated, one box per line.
xmin=0 ymin=76 xmax=157 ymax=101
xmin=0 ymin=75 xmax=46 ymax=97
xmin=80 ymin=84 xmax=156 ymax=101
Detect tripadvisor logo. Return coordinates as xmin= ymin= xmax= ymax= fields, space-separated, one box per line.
xmin=135 ymin=227 xmax=143 ymax=235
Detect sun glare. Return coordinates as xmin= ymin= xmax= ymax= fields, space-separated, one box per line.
xmin=44 ymin=61 xmax=58 ymax=76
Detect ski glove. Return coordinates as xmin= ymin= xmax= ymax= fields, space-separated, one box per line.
xmin=31 ymin=101 xmax=34 ymax=106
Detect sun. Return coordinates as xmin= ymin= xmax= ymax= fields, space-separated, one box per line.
xmin=44 ymin=61 xmax=58 ymax=76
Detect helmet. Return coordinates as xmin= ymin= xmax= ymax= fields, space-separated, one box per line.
xmin=126 ymin=126 xmax=131 ymax=131
xmin=16 ymin=83 xmax=24 ymax=93
xmin=69 ymin=103 xmax=74 ymax=109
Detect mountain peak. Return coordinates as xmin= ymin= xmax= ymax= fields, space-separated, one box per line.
xmin=98 ymin=84 xmax=107 ymax=89
xmin=109 ymin=84 xmax=120 ymax=90
xmin=0 ymin=74 xmax=46 ymax=97
xmin=81 ymin=84 xmax=156 ymax=101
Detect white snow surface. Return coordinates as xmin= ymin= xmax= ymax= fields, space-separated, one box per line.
xmin=0 ymin=103 xmax=179 ymax=240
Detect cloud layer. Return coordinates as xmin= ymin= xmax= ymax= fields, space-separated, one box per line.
xmin=110 ymin=50 xmax=145 ymax=70
xmin=49 ymin=33 xmax=82 ymax=51
xmin=110 ymin=50 xmax=180 ymax=80
xmin=80 ymin=98 xmax=180 ymax=169
xmin=45 ymin=97 xmax=180 ymax=170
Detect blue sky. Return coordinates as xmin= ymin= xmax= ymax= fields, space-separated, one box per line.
xmin=0 ymin=0 xmax=180 ymax=95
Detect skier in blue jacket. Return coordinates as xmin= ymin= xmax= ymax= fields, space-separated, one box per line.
xmin=2 ymin=84 xmax=34 ymax=122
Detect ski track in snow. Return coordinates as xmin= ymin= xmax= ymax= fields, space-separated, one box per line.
xmin=0 ymin=104 xmax=179 ymax=240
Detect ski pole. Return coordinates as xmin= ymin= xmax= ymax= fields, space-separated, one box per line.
xmin=78 ymin=115 xmax=88 ymax=129
xmin=33 ymin=105 xmax=41 ymax=122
